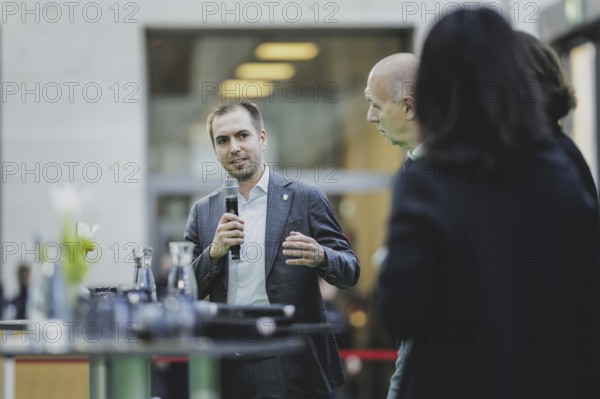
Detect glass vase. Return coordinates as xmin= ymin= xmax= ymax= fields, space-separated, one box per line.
xmin=132 ymin=247 xmax=158 ymax=302
xmin=167 ymin=241 xmax=198 ymax=300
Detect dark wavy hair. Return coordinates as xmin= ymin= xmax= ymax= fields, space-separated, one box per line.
xmin=415 ymin=7 xmax=551 ymax=161
xmin=516 ymin=31 xmax=577 ymax=123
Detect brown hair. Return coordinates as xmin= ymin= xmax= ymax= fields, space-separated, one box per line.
xmin=206 ymin=101 xmax=264 ymax=147
xmin=517 ymin=31 xmax=577 ymax=123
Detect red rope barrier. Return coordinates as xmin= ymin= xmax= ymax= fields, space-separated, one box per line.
xmin=151 ymin=350 xmax=399 ymax=364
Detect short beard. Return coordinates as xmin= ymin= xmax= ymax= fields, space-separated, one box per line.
xmin=226 ymin=162 xmax=263 ymax=183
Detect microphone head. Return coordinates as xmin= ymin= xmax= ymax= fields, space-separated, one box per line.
xmin=224 ymin=176 xmax=238 ymax=189
xmin=223 ymin=176 xmax=239 ymax=197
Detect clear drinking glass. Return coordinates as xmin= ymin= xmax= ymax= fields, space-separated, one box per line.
xmin=27 ymin=262 xmax=70 ymax=321
xmin=167 ymin=242 xmax=198 ymax=300
xmin=26 ymin=262 xmax=72 ymax=352
xmin=132 ymin=247 xmax=158 ymax=302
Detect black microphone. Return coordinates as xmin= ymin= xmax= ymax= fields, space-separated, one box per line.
xmin=223 ymin=176 xmax=240 ymax=260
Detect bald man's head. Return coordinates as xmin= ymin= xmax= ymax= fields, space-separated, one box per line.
xmin=369 ymin=53 xmax=419 ymax=101
xmin=365 ymin=53 xmax=420 ymax=149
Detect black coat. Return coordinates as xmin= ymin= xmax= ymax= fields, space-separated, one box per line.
xmin=552 ymin=124 xmax=598 ymax=205
xmin=378 ymin=137 xmax=600 ymax=399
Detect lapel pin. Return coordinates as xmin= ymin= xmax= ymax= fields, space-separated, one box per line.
xmin=282 ymin=194 xmax=288 ymax=201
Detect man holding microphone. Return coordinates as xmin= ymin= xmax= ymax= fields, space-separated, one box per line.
xmin=184 ymin=101 xmax=360 ymax=398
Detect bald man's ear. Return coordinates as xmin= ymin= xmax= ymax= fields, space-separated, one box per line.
xmin=403 ymin=96 xmax=417 ymax=121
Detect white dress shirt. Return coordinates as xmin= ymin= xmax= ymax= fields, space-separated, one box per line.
xmin=227 ymin=165 xmax=271 ymax=305
xmin=407 ymin=142 xmax=425 ymax=161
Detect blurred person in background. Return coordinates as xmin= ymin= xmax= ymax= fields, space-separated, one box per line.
xmin=516 ymin=31 xmax=598 ymax=201
xmin=377 ymin=7 xmax=600 ymax=399
xmin=0 ymin=279 xmax=4 ymax=319
xmin=185 ymin=101 xmax=360 ymax=398
xmin=365 ymin=53 xmax=421 ymax=399
xmin=319 ymin=278 xmax=351 ymax=349
xmin=10 ymin=262 xmax=32 ymax=320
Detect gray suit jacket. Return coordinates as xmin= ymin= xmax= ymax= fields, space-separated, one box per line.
xmin=184 ymin=170 xmax=360 ymax=392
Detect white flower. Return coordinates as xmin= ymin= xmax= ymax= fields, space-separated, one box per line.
xmin=49 ymin=185 xmax=92 ymax=216
xmin=76 ymin=222 xmax=100 ymax=240
xmin=76 ymin=222 xmax=100 ymax=252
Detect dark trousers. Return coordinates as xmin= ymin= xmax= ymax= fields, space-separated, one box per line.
xmin=221 ymin=354 xmax=331 ymax=399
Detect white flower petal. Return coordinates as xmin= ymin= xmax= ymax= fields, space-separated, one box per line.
xmin=49 ymin=185 xmax=82 ymax=215
xmin=76 ymin=222 xmax=100 ymax=240
xmin=90 ymin=225 xmax=100 ymax=236
xmin=76 ymin=222 xmax=91 ymax=238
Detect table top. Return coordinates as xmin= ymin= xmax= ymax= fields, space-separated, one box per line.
xmin=0 ymin=319 xmax=309 ymax=358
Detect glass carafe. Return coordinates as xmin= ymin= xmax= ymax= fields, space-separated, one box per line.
xmin=167 ymin=242 xmax=198 ymax=300
xmin=132 ymin=247 xmax=158 ymax=302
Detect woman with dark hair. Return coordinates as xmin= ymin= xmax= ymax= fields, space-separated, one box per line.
xmin=517 ymin=30 xmax=597 ymax=200
xmin=377 ymin=7 xmax=600 ymax=399
xmin=414 ymin=8 xmax=550 ymax=160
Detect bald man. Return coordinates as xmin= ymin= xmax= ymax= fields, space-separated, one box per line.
xmin=365 ymin=53 xmax=420 ymax=399
xmin=365 ymin=53 xmax=420 ymax=152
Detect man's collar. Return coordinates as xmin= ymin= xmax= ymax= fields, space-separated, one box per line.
xmin=254 ymin=164 xmax=270 ymax=193
xmin=407 ymin=142 xmax=425 ymax=161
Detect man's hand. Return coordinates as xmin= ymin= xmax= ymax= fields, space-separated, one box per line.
xmin=282 ymin=231 xmax=327 ymax=268
xmin=209 ymin=213 xmax=244 ymax=263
